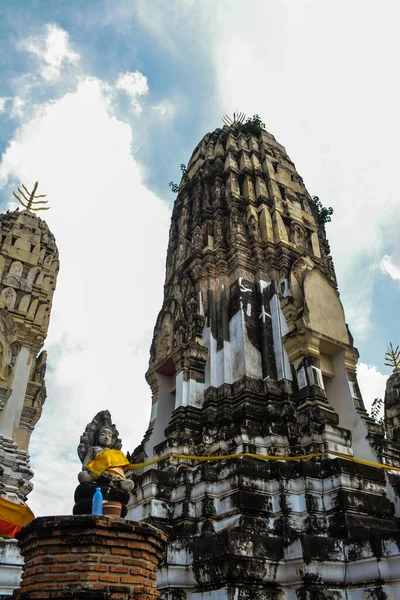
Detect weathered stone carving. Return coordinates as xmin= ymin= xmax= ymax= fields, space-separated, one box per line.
xmin=248 ymin=213 xmax=260 ymax=240
xmin=74 ymin=410 xmax=133 ymax=516
xmin=129 ymin=122 xmax=397 ymax=599
xmin=3 ymin=261 xmax=23 ymax=288
xmin=291 ymin=222 xmax=307 ymax=251
xmin=77 ymin=410 xmax=132 ymax=488
xmin=0 ymin=309 xmax=17 ymax=380
xmin=192 ymin=225 xmax=203 ymax=251
xmin=0 ymin=287 xmax=16 ymax=309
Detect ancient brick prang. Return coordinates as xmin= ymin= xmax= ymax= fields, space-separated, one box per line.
xmin=129 ymin=122 xmax=400 ymax=598
xmin=13 ymin=515 xmax=166 ymax=599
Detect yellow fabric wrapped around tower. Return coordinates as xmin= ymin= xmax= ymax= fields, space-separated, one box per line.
xmin=86 ymin=449 xmax=130 ymax=478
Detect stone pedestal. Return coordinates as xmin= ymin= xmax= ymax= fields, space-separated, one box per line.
xmin=13 ymin=515 xmax=166 ymax=600
xmin=73 ymin=482 xmax=129 ymax=518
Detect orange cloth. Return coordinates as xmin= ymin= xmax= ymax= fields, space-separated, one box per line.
xmin=86 ymin=448 xmax=130 ymax=477
xmin=0 ymin=497 xmax=34 ymax=538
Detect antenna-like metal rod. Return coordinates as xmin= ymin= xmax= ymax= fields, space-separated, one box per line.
xmin=13 ymin=181 xmax=50 ymax=212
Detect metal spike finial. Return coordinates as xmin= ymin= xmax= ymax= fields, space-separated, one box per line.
xmin=385 ymin=342 xmax=400 ymax=370
xmin=13 ymin=181 xmax=50 ymax=212
xmin=221 ymin=111 xmax=246 ymax=127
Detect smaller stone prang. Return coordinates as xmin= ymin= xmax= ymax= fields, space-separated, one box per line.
xmin=385 ymin=367 xmax=400 ymax=444
xmin=74 ymin=410 xmax=133 ymax=517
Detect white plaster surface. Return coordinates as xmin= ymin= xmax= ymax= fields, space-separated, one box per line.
xmin=270 ymin=293 xmax=292 ymax=380
xmin=198 ymin=290 xmax=204 ymax=316
xmin=307 ymin=365 xmax=324 ymax=388
xmin=325 ymin=351 xmax=377 ymax=462
xmin=186 ymin=590 xmax=230 ymax=599
xmin=0 ymin=539 xmax=23 ymax=594
xmin=175 ymin=373 xmax=204 ymax=408
xmin=144 ymin=373 xmax=175 ymax=461
xmin=150 ymin=401 xmax=158 ymax=421
xmin=297 ymin=367 xmax=307 ymax=389
xmin=0 ymin=347 xmax=30 ymax=439
xmin=204 ymin=306 xmax=263 ymax=389
xmin=216 ymin=341 xmax=233 ymax=388
xmin=229 ymin=309 xmax=262 ymax=381
xmin=229 ymin=311 xmax=246 ymax=381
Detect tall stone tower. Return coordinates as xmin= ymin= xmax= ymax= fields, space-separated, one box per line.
xmin=0 ymin=206 xmax=59 ymax=594
xmin=129 ymin=122 xmax=400 ymax=599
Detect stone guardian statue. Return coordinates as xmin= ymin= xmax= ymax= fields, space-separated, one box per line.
xmin=74 ymin=410 xmax=133 ymax=517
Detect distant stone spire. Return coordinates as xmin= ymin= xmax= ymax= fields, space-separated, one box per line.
xmin=0 ymin=206 xmax=59 ymax=502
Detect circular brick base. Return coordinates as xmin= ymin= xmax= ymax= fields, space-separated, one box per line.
xmin=13 ymin=515 xmax=167 ymax=600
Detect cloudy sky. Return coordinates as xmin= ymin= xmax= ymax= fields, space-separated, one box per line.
xmin=0 ymin=0 xmax=399 ymax=516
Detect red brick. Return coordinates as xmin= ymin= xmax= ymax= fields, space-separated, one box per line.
xmin=98 ymin=573 xmax=119 ymax=583
xmin=101 ymin=556 xmax=121 ymax=564
xmin=81 ymin=572 xmax=98 ymax=582
xmin=109 ymin=565 xmax=129 ymax=574
xmin=111 ymin=547 xmax=130 ymax=556
xmin=80 ymin=554 xmax=99 ymax=562
xmin=56 ymin=554 xmax=78 ymax=563
xmin=45 ymin=572 xmax=80 ymax=583
xmin=121 ymin=575 xmax=146 ymax=585
xmin=43 ymin=566 xmax=69 ymax=573
xmin=33 ymin=556 xmax=56 ymax=565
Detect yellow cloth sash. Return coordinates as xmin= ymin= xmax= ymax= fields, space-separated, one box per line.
xmin=86 ymin=449 xmax=130 ymax=477
xmin=0 ymin=497 xmax=34 ymax=537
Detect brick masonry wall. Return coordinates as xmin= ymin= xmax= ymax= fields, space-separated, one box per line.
xmin=13 ymin=515 xmax=167 ymax=600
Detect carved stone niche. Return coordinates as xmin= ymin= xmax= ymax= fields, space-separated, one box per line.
xmin=175 ymin=239 xmax=192 ymax=268
xmin=230 ymin=207 xmax=246 ymax=242
xmin=152 ymin=312 xmax=174 ymax=363
xmin=192 ymin=225 xmax=203 ymax=252
xmin=0 ymin=287 xmax=17 ymax=310
xmin=290 ymin=222 xmax=307 ymax=252
xmin=0 ymin=308 xmax=18 ymax=381
xmin=247 ymin=213 xmax=260 ymax=240
xmin=214 ymin=214 xmax=224 ymax=247
xmin=2 ymin=260 xmax=23 ymax=288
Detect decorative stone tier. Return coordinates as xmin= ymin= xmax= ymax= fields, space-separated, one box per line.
xmin=13 ymin=515 xmax=167 ymax=600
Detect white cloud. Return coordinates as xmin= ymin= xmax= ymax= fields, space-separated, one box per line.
xmin=123 ymin=0 xmax=205 ymax=58
xmin=0 ymin=96 xmax=23 ymax=118
xmin=11 ymin=96 xmax=25 ymax=119
xmin=115 ymin=71 xmax=149 ymax=113
xmin=0 ymin=75 xmax=170 ymax=516
xmin=357 ymin=362 xmax=388 ymax=414
xmin=152 ymin=99 xmax=177 ymax=119
xmin=18 ymin=23 xmax=80 ymax=82
xmin=0 ymin=98 xmax=9 ymax=113
xmin=380 ymin=255 xmax=400 ymax=282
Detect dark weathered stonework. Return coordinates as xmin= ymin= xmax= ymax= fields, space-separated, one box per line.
xmin=128 ymin=124 xmax=400 ymax=598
